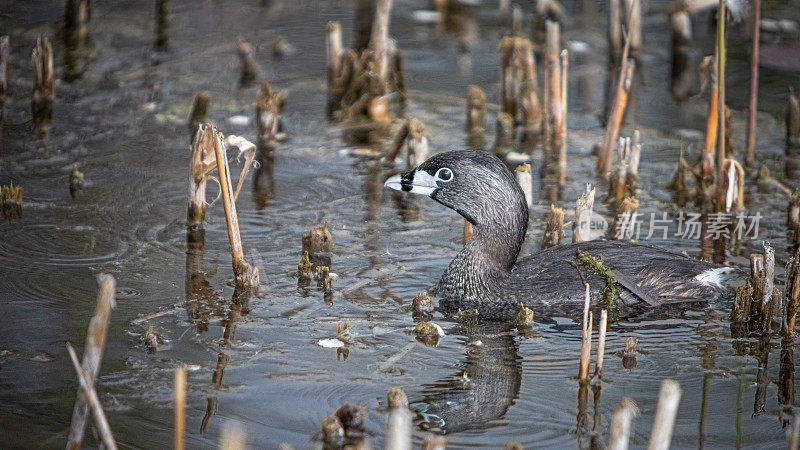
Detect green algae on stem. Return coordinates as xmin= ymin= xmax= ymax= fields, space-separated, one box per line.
xmin=576 ymin=250 xmax=619 ymax=310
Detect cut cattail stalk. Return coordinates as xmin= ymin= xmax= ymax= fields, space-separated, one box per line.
xmin=385 ymin=118 xmax=428 ymax=168
xmin=559 ymin=49 xmax=568 ymax=187
xmin=66 ymin=274 xmax=116 ymax=450
xmin=515 ymin=164 xmax=533 ymax=209
xmin=715 ymin=0 xmax=727 ymax=187
xmin=519 ymin=39 xmax=542 ymax=139
xmin=69 ymin=164 xmax=84 ymax=197
xmin=212 ymin=127 xmax=260 ymax=289
xmin=385 ymin=388 xmax=411 ymax=450
xmin=624 ymin=0 xmax=642 ymax=55
xmin=788 ymin=413 xmax=800 ymax=450
xmin=759 ymin=244 xmax=776 ymax=329
xmin=607 ymin=398 xmax=638 ymax=450
xmin=466 ymin=85 xmax=486 ymax=134
xmin=188 ymin=91 xmax=210 ymax=135
xmin=608 ymin=0 xmax=622 ymax=55
xmin=647 ymin=379 xmax=682 ymax=450
xmin=597 ymin=60 xmax=634 ymax=175
xmin=669 ymin=9 xmax=691 ymax=49
xmin=494 ymin=112 xmax=515 ymax=155
xmin=369 ymin=0 xmax=393 ymax=85
xmin=155 ymin=0 xmax=170 ymax=50
xmin=187 ymin=124 xmax=215 ymax=229
xmin=256 ymin=81 xmax=281 ymax=151
xmin=610 ymin=196 xmax=639 ymax=240
xmin=788 ymin=87 xmax=800 ymax=148
xmin=614 ymin=137 xmax=631 ymax=201
xmin=235 ymin=37 xmax=259 ymax=85
xmin=0 ymin=35 xmax=8 ymax=110
xmin=64 ymin=0 xmax=90 ymax=46
xmin=327 ymin=22 xmax=343 ymax=93
xmin=745 ymin=0 xmax=760 ymax=166
xmin=421 ymin=435 xmax=446 ymax=450
xmin=784 ymin=247 xmax=800 ymax=337
xmin=540 ymin=204 xmax=564 ymax=250
xmin=789 ymin=191 xmax=800 ymax=245
xmin=463 ymin=221 xmax=473 ymax=244
xmin=722 ymin=158 xmax=744 ymax=213
xmin=1 ymin=183 xmax=22 ymax=220
xmin=174 ymin=366 xmax=186 ymax=450
xmin=391 ymin=50 xmax=407 ymax=113
xmin=220 ymin=422 xmax=246 ymax=450
xmin=66 ymin=343 xmax=118 ymax=450
xmin=594 ymin=309 xmax=608 ymax=378
xmin=573 ymin=184 xmax=596 ymax=243
xmin=578 ymin=283 xmax=593 ymax=381
xmin=498 ymin=37 xmax=517 ymax=118
xmin=511 ymin=4 xmax=522 ymax=36
xmin=544 ymin=21 xmax=562 ymax=157
xmin=31 ymin=37 xmax=54 ymax=134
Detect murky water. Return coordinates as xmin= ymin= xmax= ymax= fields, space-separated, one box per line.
xmin=2 ymin=0 xmax=800 ymax=448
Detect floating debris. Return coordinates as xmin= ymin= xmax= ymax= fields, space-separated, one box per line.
xmin=414 ymin=321 xmax=444 ymax=346
xmin=515 ymin=303 xmax=534 ymax=326
xmin=69 ymin=163 xmax=84 ymax=197
xmin=317 ymin=338 xmax=345 ymax=348
xmin=622 ymin=337 xmax=637 ymax=370
xmin=412 ymin=291 xmax=434 ymax=316
xmin=143 ymin=326 xmax=162 ymax=353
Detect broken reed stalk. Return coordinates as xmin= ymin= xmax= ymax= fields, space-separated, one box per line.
xmin=212 ymin=127 xmax=260 ymax=289
xmin=256 ymin=81 xmax=281 ymax=151
xmin=615 ymin=137 xmax=631 ymax=201
xmin=624 ymin=0 xmax=642 ymax=54
xmin=188 ymin=91 xmax=210 ymax=134
xmin=573 ymin=184 xmax=596 ymax=243
xmin=579 ymin=283 xmax=593 ymax=381
xmin=789 ymin=415 xmax=800 ymax=450
xmin=369 ymin=0 xmax=393 ymax=85
xmin=31 ymin=37 xmax=54 ymax=133
xmin=155 ymin=0 xmax=170 ymax=50
xmin=219 ymin=422 xmax=246 ymax=450
xmin=701 ymin=57 xmax=718 ymax=181
xmin=385 ymin=118 xmax=428 ymax=168
xmin=559 ymin=49 xmax=568 ymax=187
xmin=66 ymin=343 xmax=118 ymax=450
xmin=494 ymin=112 xmax=515 ymax=155
xmin=714 ymin=0 xmax=727 ymax=205
xmin=722 ymin=158 xmax=744 ymax=212
xmin=646 ymin=379 xmax=681 ymax=450
xmin=607 ymin=398 xmax=637 ymax=450
xmin=608 ymin=0 xmax=622 ymax=55
xmin=235 ymin=37 xmax=259 ymax=85
xmin=595 ymin=309 xmax=608 ymax=378
xmin=540 ymin=204 xmax=564 ymax=250
xmin=385 ymin=388 xmax=411 ymax=450
xmin=597 ymin=58 xmax=635 ymax=175
xmin=174 ymin=366 xmax=186 ymax=450
xmin=518 ymin=39 xmax=541 ymax=138
xmin=0 ymin=36 xmax=8 ymax=110
xmin=515 ymin=164 xmax=533 ymax=209
xmin=463 ymin=221 xmax=473 ymax=244
xmin=788 ymin=87 xmax=800 ymax=148
xmin=66 ymin=274 xmax=116 ymax=450
xmin=327 ymin=22 xmax=343 ymax=94
xmin=784 ymin=247 xmax=800 ymax=337
xmin=744 ymin=0 xmax=760 ymax=166
xmin=499 ymin=37 xmax=517 ymax=118
xmin=64 ymin=0 xmax=89 ymax=45
xmin=466 ymin=85 xmax=486 ymax=133
xmin=544 ymin=21 xmax=562 ymax=158
xmin=187 ymin=125 xmax=215 ymax=229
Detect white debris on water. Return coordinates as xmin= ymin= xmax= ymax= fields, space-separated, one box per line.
xmin=317 ymin=338 xmax=345 ymax=348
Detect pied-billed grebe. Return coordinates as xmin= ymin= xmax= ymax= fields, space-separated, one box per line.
xmin=385 ymin=150 xmax=731 ymax=319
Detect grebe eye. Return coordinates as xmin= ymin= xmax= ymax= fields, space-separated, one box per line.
xmin=436 ymin=167 xmax=453 ymax=182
